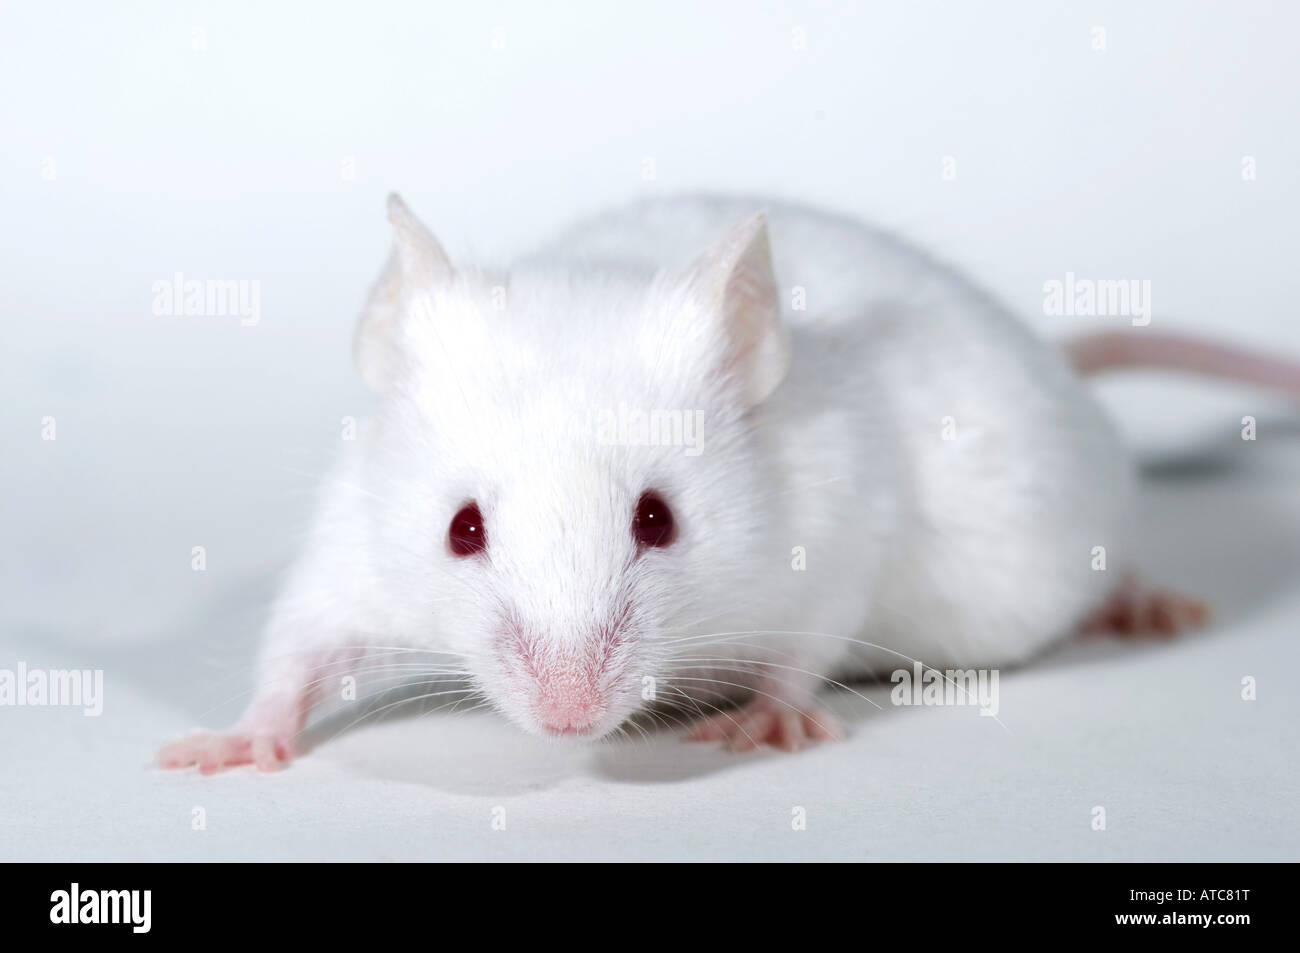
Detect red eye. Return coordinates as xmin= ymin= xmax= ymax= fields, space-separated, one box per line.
xmin=633 ymin=492 xmax=676 ymax=549
xmin=448 ymin=502 xmax=487 ymax=557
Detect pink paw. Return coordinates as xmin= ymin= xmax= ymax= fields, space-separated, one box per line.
xmin=1082 ymin=575 xmax=1210 ymax=640
xmin=687 ymin=698 xmax=843 ymax=752
xmin=157 ymin=729 xmax=295 ymax=774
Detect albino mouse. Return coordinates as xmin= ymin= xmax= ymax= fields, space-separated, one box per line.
xmin=159 ymin=194 xmax=1300 ymax=771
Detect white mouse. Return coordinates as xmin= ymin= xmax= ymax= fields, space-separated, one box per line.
xmin=159 ymin=193 xmax=1298 ymax=771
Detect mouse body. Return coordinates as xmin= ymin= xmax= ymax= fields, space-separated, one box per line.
xmin=538 ymin=195 xmax=1132 ymax=676
xmin=160 ymin=194 xmax=1195 ymax=771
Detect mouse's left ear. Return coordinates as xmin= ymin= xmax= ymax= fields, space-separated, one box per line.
xmin=354 ymin=193 xmax=455 ymax=392
xmin=683 ymin=211 xmax=789 ymax=407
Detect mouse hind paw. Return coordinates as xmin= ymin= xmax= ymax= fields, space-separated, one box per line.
xmin=1082 ymin=575 xmax=1210 ymax=639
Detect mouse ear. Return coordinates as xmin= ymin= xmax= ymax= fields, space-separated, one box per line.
xmin=683 ymin=211 xmax=789 ymax=407
xmin=354 ymin=193 xmax=454 ymax=392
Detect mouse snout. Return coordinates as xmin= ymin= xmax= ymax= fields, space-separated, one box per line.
xmin=496 ymin=611 xmax=642 ymax=739
xmin=533 ymin=670 xmax=603 ymax=738
xmin=533 ymin=669 xmax=605 ymax=736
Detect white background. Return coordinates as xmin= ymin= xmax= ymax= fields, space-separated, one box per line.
xmin=1 ymin=1 xmax=1297 ymax=860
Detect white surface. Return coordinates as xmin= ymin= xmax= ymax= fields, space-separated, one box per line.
xmin=2 ymin=1 xmax=1299 ymax=861
xmin=5 ymin=470 xmax=1300 ymax=861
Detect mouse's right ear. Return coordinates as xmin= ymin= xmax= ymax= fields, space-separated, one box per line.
xmin=354 ymin=193 xmax=454 ymax=392
xmin=681 ymin=211 xmax=789 ymax=408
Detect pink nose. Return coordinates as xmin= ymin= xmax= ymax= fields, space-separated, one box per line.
xmin=535 ymin=675 xmax=602 ymax=735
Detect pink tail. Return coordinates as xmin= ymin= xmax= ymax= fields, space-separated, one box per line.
xmin=1065 ymin=331 xmax=1300 ymax=400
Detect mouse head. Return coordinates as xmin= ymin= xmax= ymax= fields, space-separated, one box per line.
xmin=355 ymin=195 xmax=789 ymax=740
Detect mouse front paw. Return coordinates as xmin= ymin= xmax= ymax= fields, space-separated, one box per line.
xmin=157 ymin=727 xmax=297 ymax=774
xmin=157 ymin=728 xmax=296 ymax=774
xmin=158 ymin=696 xmax=304 ymax=774
xmin=686 ymin=696 xmax=843 ymax=752
xmin=158 ymin=689 xmax=309 ymax=774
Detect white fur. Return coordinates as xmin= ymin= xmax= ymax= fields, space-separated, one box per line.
xmin=251 ymin=194 xmax=1133 ymax=740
